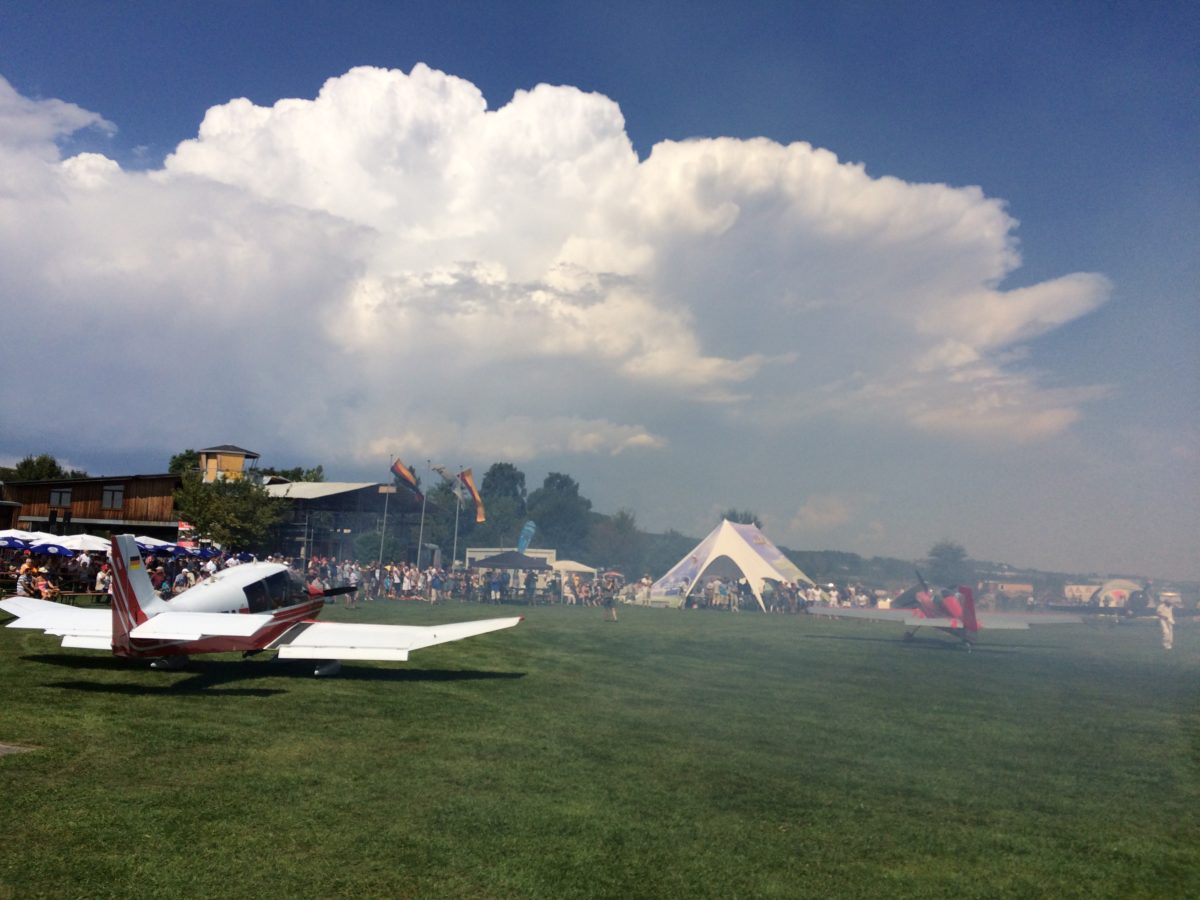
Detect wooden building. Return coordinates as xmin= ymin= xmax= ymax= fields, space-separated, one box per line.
xmin=198 ymin=444 xmax=260 ymax=483
xmin=3 ymin=473 xmax=182 ymax=540
xmin=2 ymin=466 xmax=425 ymax=561
xmin=0 ymin=500 xmax=20 ymax=530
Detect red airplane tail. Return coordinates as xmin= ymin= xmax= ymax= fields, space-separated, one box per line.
xmin=958 ymin=585 xmax=980 ymax=635
xmin=109 ymin=534 xmax=169 ymax=656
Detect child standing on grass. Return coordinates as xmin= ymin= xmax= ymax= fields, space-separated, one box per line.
xmin=603 ymin=585 xmax=618 ymax=622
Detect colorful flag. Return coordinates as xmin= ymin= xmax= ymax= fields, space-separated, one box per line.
xmin=459 ymin=468 xmax=486 ymax=523
xmin=390 ymin=458 xmax=421 ymax=497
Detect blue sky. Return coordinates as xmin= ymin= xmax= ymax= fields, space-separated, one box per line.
xmin=1 ymin=2 xmax=1196 ymax=579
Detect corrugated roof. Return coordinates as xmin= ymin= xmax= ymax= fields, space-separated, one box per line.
xmin=263 ymin=481 xmax=381 ymax=500
xmin=5 ymin=473 xmax=179 ymax=486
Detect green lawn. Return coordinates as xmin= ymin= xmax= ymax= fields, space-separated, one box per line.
xmin=1 ymin=601 xmax=1196 ymax=898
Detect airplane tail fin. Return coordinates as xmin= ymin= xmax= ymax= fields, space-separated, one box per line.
xmin=110 ymin=534 xmax=169 ymax=655
xmin=959 ymin=585 xmax=980 ymax=635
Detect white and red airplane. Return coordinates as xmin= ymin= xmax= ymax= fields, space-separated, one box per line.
xmin=809 ymin=581 xmax=1081 ymax=649
xmin=1 ymin=535 xmax=521 ymax=676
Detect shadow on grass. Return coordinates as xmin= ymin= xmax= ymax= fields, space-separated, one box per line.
xmin=798 ymin=633 xmax=1018 ymax=654
xmin=329 ymin=666 xmax=527 ymax=683
xmin=25 ymin=653 xmax=526 ymax=695
xmin=48 ymin=679 xmax=287 ymax=697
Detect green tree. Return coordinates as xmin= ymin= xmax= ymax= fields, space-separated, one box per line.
xmin=9 ymin=453 xmax=87 ymax=480
xmin=721 ymin=508 xmax=762 ymax=527
xmin=481 ymin=463 xmax=526 ymax=513
xmin=168 ymin=449 xmax=200 ymax=475
xmin=588 ymin=509 xmax=644 ymax=577
xmin=468 ymin=495 xmax=524 ymax=548
xmin=925 ymin=540 xmax=974 ymax=588
xmin=354 ymin=529 xmax=408 ymax=565
xmin=527 ymin=472 xmax=592 ymax=559
xmin=421 ymin=479 xmax=473 ymax=561
xmin=174 ymin=470 xmax=286 ymax=553
xmin=643 ymin=528 xmax=698 ymax=578
xmin=469 ymin=462 xmax=527 ymax=547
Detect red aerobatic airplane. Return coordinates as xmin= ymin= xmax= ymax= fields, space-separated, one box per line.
xmin=1 ymin=534 xmax=521 ymax=676
xmin=809 ymin=580 xmax=1081 ymax=650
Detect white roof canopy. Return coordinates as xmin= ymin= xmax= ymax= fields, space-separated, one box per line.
xmin=650 ymin=520 xmax=813 ymax=610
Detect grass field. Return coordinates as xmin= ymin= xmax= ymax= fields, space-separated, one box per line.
xmin=1 ymin=599 xmax=1196 ymax=898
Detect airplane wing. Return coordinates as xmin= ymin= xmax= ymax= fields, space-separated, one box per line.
xmin=128 ymin=611 xmax=279 ymax=641
xmin=269 ymin=616 xmax=523 ymax=661
xmin=808 ymin=606 xmax=1081 ymax=630
xmin=1 ymin=596 xmax=113 ymax=650
xmin=807 ymin=606 xmax=935 ymax=626
xmin=976 ymin=612 xmax=1082 ymax=628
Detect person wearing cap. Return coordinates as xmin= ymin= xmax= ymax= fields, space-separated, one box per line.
xmin=1155 ymin=596 xmax=1176 ymax=651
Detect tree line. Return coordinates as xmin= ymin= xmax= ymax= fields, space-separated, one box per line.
xmin=3 ymin=451 xmax=1052 ymax=589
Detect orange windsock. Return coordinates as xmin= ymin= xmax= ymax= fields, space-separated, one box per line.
xmin=459 ymin=469 xmax=486 ymax=523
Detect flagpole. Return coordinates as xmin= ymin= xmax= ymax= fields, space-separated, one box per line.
xmin=451 ymin=468 xmax=462 ymax=567
xmin=415 ymin=459 xmax=429 ymax=568
xmin=378 ymin=483 xmax=390 ymax=564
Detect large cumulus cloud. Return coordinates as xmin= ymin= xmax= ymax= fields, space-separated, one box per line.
xmin=0 ymin=65 xmax=1107 ymax=471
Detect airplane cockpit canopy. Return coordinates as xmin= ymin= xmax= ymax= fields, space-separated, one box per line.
xmin=242 ymin=570 xmax=305 ymax=613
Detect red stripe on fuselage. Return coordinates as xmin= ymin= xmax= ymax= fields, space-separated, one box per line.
xmin=121 ymin=598 xmax=327 ymax=659
xmin=110 ymin=553 xmax=150 ymax=656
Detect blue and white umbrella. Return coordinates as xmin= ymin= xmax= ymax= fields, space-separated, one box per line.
xmin=29 ymin=541 xmax=75 ymax=558
xmin=0 ymin=536 xmax=30 ymax=550
xmin=134 ymin=535 xmax=175 ymax=555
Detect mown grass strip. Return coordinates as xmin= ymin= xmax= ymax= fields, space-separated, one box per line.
xmin=0 ymin=603 xmax=1195 ymax=898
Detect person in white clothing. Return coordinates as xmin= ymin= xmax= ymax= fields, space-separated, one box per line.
xmin=1156 ymin=598 xmax=1176 ymax=651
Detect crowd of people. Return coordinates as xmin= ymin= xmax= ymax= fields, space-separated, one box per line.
xmin=1 ymin=545 xmax=237 ymax=601
xmin=3 ymin=548 xmax=108 ymax=600
xmin=680 ymin=578 xmax=878 ymax=613
xmin=1 ymin=544 xmax=1188 ymax=651
xmin=301 ymin=556 xmax=628 ymax=608
xmin=4 ymin=541 xmax=880 ymax=615
xmin=2 ymin=546 xmax=634 ymax=611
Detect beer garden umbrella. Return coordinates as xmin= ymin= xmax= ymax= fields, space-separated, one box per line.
xmin=56 ymin=533 xmax=112 ymax=553
xmin=29 ymin=541 xmax=75 ymax=558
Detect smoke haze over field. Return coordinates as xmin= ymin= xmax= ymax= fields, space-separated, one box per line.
xmin=0 ymin=5 xmax=1195 ymax=579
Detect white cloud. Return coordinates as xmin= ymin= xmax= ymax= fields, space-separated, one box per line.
xmin=789 ymin=494 xmax=862 ymax=533
xmin=0 ymin=76 xmax=114 ymax=153
xmin=362 ymin=416 xmax=665 ymax=463
xmin=0 ymin=65 xmax=1109 ymax=475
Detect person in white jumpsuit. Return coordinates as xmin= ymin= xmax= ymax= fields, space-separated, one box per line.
xmin=1155 ymin=598 xmax=1176 ymax=651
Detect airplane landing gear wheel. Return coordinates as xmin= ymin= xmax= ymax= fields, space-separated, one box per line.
xmin=150 ymin=655 xmax=190 ymax=670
